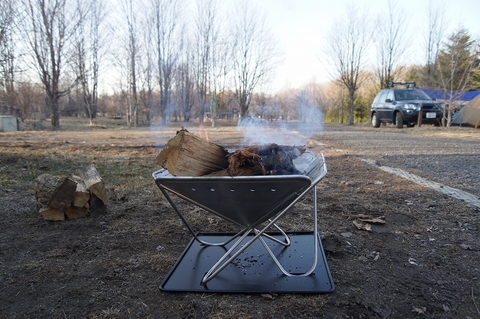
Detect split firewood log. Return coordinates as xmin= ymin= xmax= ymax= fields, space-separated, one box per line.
xmin=35 ymin=174 xmax=65 ymax=206
xmin=35 ymin=174 xmax=77 ymax=209
xmin=156 ymin=129 xmax=229 ymax=176
xmin=204 ymin=169 xmax=229 ymax=176
xmin=76 ymin=164 xmax=110 ymax=206
xmin=89 ymin=193 xmax=107 ymax=217
xmin=70 ymin=175 xmax=90 ymax=208
xmin=39 ymin=205 xmax=65 ymax=221
xmin=64 ymin=205 xmax=89 ymax=219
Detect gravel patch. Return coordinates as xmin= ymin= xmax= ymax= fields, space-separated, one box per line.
xmin=318 ymin=124 xmax=480 ymax=196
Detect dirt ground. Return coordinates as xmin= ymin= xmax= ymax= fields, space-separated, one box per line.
xmin=1 ymin=118 xmax=479 ymax=318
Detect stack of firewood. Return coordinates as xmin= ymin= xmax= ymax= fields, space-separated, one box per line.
xmin=34 ymin=164 xmax=109 ymax=221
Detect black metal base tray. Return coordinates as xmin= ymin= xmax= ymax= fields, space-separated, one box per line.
xmin=160 ymin=232 xmax=335 ymax=293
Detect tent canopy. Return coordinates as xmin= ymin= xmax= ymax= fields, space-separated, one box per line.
xmin=451 ymin=94 xmax=480 ymax=128
xmin=420 ymin=89 xmax=480 ymax=102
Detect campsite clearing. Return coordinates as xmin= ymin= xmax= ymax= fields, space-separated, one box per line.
xmin=1 ymin=119 xmax=479 ymax=318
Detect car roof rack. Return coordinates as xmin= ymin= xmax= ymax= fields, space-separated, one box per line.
xmin=386 ymin=81 xmax=416 ymax=89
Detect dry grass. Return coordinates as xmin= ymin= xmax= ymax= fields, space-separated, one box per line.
xmin=1 ymin=118 xmax=479 ymax=318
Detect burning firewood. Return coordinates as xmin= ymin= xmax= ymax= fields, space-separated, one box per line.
xmin=157 ymin=130 xmax=307 ymax=177
xmin=227 ymin=144 xmax=306 ymax=176
xmin=227 ymin=147 xmax=266 ymax=176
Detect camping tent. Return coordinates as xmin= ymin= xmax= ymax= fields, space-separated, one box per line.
xmin=420 ymin=88 xmax=480 ymax=101
xmin=451 ymin=94 xmax=480 ymax=128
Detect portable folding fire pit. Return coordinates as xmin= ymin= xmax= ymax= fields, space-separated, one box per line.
xmin=152 ymin=152 xmax=335 ymax=293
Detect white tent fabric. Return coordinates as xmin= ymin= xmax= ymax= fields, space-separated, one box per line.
xmin=451 ymin=94 xmax=480 ymax=128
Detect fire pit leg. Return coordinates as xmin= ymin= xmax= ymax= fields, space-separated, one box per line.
xmin=257 ymin=186 xmax=319 ymax=277
xmin=200 ymin=229 xmax=254 ymax=286
xmin=159 ymin=183 xmax=292 ymax=249
xmin=159 ymin=186 xmax=245 ymax=247
xmin=201 ymin=186 xmax=319 ymax=285
xmin=257 ymin=221 xmax=291 ymax=246
xmin=200 ymin=186 xmax=318 ymax=286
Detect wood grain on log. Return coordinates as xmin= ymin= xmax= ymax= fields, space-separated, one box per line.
xmin=77 ymin=165 xmax=110 ymax=205
xmin=48 ymin=177 xmax=77 ymax=209
xmin=70 ymin=175 xmax=90 ymax=207
xmin=89 ymin=193 xmax=107 ymax=217
xmin=34 ymin=174 xmax=65 ymax=205
xmin=64 ymin=206 xmax=89 ymax=219
xmin=156 ymin=129 xmax=228 ymax=176
xmin=39 ymin=205 xmax=65 ymax=221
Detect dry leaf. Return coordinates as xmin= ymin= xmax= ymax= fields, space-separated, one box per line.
xmin=261 ymin=293 xmax=275 ymax=300
xmin=358 ymin=217 xmax=386 ymax=224
xmin=353 ymin=220 xmax=372 ymax=231
xmin=350 ymin=214 xmax=386 ymax=224
xmin=411 ymin=306 xmax=426 ymax=314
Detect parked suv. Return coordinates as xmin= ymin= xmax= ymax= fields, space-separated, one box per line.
xmin=371 ymin=82 xmax=443 ymax=128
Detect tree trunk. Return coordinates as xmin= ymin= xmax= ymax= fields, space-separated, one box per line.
xmin=348 ymin=89 xmax=355 ymax=125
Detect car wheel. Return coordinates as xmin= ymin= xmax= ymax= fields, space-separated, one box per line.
xmin=395 ymin=112 xmax=404 ymax=129
xmin=371 ymin=113 xmax=381 ymax=128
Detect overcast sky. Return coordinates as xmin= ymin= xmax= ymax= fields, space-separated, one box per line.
xmin=242 ymin=0 xmax=480 ymax=92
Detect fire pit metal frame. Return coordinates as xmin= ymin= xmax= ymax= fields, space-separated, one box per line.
xmin=153 ymin=152 xmax=328 ymax=287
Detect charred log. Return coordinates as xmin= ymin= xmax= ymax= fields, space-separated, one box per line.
xmin=226 ymin=144 xmax=306 ymax=176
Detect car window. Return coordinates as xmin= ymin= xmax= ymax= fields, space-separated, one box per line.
xmin=385 ymin=91 xmax=394 ymax=101
xmin=395 ymin=89 xmax=431 ymax=101
xmin=375 ymin=91 xmax=387 ymax=104
xmin=409 ymin=90 xmax=431 ymax=100
xmin=394 ymin=91 xmax=406 ymax=100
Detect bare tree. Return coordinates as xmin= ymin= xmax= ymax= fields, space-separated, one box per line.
xmin=138 ymin=2 xmax=157 ymax=125
xmin=176 ymin=48 xmax=195 ymax=122
xmin=422 ymin=0 xmax=447 ymax=88
xmin=192 ymin=0 xmax=221 ymax=126
xmin=194 ymin=0 xmax=229 ymax=126
xmin=119 ymin=0 xmax=140 ymax=127
xmin=153 ymin=0 xmax=183 ymax=125
xmin=0 ymin=0 xmax=14 ymax=45
xmin=210 ymin=15 xmax=232 ymax=127
xmin=324 ymin=3 xmax=371 ymax=125
xmin=229 ymin=0 xmax=281 ymax=118
xmin=373 ymin=0 xmax=409 ymax=89
xmin=73 ymin=0 xmax=106 ymax=125
xmin=15 ymin=81 xmax=44 ymax=121
xmin=0 ymin=0 xmax=16 ymax=114
xmin=20 ymin=0 xmax=83 ymax=128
